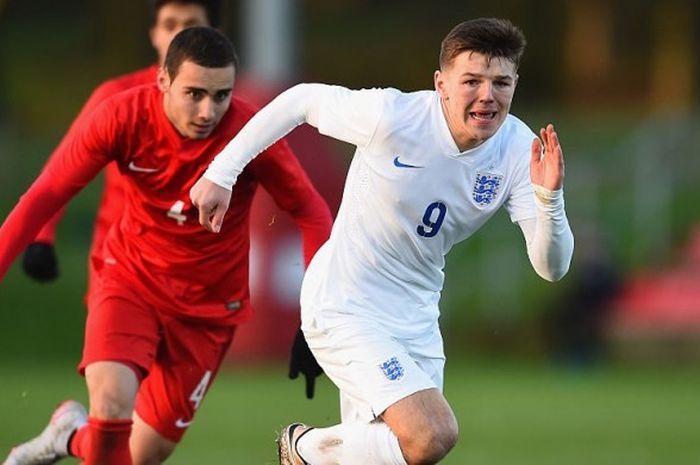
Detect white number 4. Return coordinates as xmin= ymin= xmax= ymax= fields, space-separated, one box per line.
xmin=189 ymin=370 xmax=212 ymax=410
xmin=167 ymin=200 xmax=188 ymax=226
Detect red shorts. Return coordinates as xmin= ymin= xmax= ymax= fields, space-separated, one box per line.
xmin=82 ymin=284 xmax=235 ymax=442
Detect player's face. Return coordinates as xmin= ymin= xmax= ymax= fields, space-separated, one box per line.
xmin=159 ymin=60 xmax=235 ymax=139
xmin=434 ymin=51 xmax=518 ymax=151
xmin=150 ymin=3 xmax=210 ymax=64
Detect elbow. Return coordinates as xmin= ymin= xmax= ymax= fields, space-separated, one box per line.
xmin=537 ymin=261 xmax=571 ymax=282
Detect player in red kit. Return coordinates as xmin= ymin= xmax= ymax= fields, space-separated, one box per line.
xmin=1 ymin=27 xmax=332 ymax=465
xmin=22 ymin=0 xmax=218 ymax=286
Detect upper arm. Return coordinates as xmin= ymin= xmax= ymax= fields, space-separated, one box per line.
xmin=308 ymin=85 xmax=386 ymax=148
xmin=45 ymin=100 xmax=118 ymax=184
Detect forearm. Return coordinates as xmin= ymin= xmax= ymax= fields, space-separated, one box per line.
xmin=33 ymin=207 xmax=67 ymax=243
xmin=0 ymin=175 xmax=79 ymax=279
xmin=520 ymin=186 xmax=574 ymax=282
xmin=0 ymin=151 xmax=104 ymax=280
xmin=205 ymin=83 xmax=331 ymax=190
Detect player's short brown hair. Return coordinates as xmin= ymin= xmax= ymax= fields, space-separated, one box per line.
xmin=439 ymin=18 xmax=526 ymax=70
xmin=165 ymin=27 xmax=238 ymax=80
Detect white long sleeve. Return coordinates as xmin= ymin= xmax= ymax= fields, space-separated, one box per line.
xmin=518 ymin=186 xmax=574 ymax=282
xmin=204 ymin=83 xmax=333 ymax=190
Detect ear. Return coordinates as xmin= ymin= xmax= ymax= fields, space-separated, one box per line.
xmin=434 ymin=69 xmax=447 ymax=99
xmin=157 ymin=66 xmax=170 ymax=92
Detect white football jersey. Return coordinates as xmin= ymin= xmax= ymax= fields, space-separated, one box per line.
xmin=300 ymin=87 xmax=538 ymax=337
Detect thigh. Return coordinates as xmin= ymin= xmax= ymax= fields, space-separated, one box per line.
xmin=81 ymin=291 xmax=160 ymax=376
xmin=134 ymin=318 xmax=236 ymax=443
xmin=305 ymin=319 xmax=438 ymax=423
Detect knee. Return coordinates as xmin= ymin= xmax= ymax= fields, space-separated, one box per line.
xmin=85 ymin=362 xmax=139 ymax=419
xmin=400 ymin=419 xmax=459 ymax=465
xmin=88 ymin=387 xmax=135 ymax=419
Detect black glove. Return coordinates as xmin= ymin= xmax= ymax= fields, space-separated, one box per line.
xmin=288 ymin=327 xmax=323 ymax=399
xmin=22 ymin=242 xmax=59 ymax=282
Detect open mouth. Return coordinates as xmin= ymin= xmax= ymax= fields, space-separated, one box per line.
xmin=469 ymin=111 xmax=497 ymax=121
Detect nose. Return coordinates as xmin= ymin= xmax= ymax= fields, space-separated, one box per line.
xmin=478 ymin=82 xmax=495 ymax=102
xmin=198 ymin=98 xmax=215 ymax=122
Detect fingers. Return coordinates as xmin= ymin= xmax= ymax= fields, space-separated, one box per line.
xmin=196 ymin=205 xmax=226 ymax=233
xmin=197 ymin=206 xmax=212 ymax=231
xmin=305 ymin=374 xmax=316 ymax=399
xmin=190 ymin=178 xmax=230 ymax=233
xmin=539 ymin=124 xmax=560 ymax=154
xmin=211 ymin=205 xmax=226 ymax=233
xmin=531 ymin=137 xmax=542 ymax=164
xmin=289 ymin=361 xmax=300 ymax=380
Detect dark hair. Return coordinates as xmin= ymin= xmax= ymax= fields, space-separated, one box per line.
xmin=439 ymin=18 xmax=526 ymax=70
xmin=150 ymin=0 xmax=222 ymax=28
xmin=165 ymin=27 xmax=238 ymax=80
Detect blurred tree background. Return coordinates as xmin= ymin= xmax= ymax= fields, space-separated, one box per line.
xmin=1 ymin=0 xmax=700 ymax=365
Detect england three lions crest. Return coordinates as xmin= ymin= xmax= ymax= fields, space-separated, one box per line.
xmin=472 ymin=172 xmax=503 ymax=207
xmin=379 ymin=356 xmax=404 ymax=381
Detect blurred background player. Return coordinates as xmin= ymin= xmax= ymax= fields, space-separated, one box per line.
xmin=21 ymin=0 xmax=219 ymax=286
xmin=191 ymin=18 xmax=573 ymax=465
xmin=0 ymin=27 xmax=332 ymax=465
xmin=19 ymin=0 xmax=328 ymax=397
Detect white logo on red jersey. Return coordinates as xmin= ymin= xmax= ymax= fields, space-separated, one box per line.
xmin=128 ymin=161 xmax=159 ymax=173
xmin=175 ymin=418 xmax=193 ymax=428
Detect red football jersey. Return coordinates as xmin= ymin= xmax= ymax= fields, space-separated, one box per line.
xmin=0 ymin=85 xmax=332 ymax=324
xmin=34 ymin=65 xmax=159 ymax=249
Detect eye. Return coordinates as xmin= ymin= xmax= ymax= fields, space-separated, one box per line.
xmin=214 ymin=91 xmax=231 ymax=103
xmin=162 ymin=19 xmax=177 ymax=32
xmin=494 ymin=80 xmax=511 ymax=89
xmin=187 ymin=90 xmax=204 ymax=101
xmin=463 ymin=79 xmax=479 ymax=87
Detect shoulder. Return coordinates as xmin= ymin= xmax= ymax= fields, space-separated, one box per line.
xmin=503 ymin=114 xmax=536 ymax=138
xmin=90 ymin=85 xmax=158 ymax=131
xmin=491 ymin=115 xmax=536 ymax=178
xmin=497 ymin=114 xmax=537 ymax=150
xmin=216 ymin=96 xmax=260 ymax=132
xmin=91 ymin=65 xmax=158 ymax=101
xmin=104 ymin=84 xmax=157 ymax=110
xmin=375 ymin=89 xmax=437 ymax=129
xmin=230 ymin=95 xmax=260 ymax=119
xmin=379 ymin=88 xmax=435 ymax=112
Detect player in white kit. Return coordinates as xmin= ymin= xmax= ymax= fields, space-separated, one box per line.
xmin=191 ymin=18 xmax=574 ymax=465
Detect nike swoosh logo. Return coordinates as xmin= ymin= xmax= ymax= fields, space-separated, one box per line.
xmin=128 ymin=161 xmax=159 ymax=173
xmin=175 ymin=418 xmax=193 ymax=428
xmin=393 ymin=156 xmax=423 ymax=169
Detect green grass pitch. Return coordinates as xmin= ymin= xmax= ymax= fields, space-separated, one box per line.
xmin=1 ymin=361 xmax=698 ymax=465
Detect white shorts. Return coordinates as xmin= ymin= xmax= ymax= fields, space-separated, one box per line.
xmin=302 ymin=312 xmax=445 ymax=423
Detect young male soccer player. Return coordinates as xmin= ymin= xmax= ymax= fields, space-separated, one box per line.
xmin=22 ymin=0 xmax=218 ymax=284
xmin=0 ymin=27 xmax=332 ymax=465
xmin=191 ymin=18 xmax=574 ymax=465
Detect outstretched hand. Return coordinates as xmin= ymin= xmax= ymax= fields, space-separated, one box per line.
xmin=288 ymin=327 xmax=323 ymax=399
xmin=189 ymin=177 xmax=232 ymax=233
xmin=530 ymin=124 xmax=565 ymax=191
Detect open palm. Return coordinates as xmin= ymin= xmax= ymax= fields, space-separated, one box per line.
xmin=530 ymin=123 xmax=564 ymax=191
